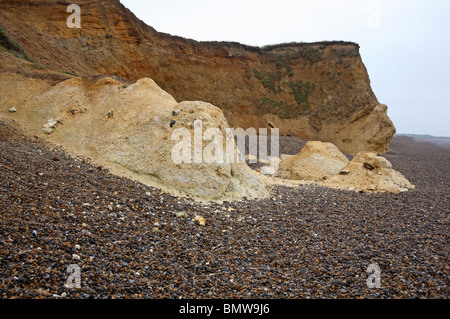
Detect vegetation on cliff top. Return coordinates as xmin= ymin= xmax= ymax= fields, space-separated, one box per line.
xmin=260 ymin=40 xmax=359 ymax=51
xmin=266 ymin=45 xmax=324 ymax=65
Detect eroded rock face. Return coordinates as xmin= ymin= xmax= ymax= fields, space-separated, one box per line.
xmin=323 ymin=152 xmax=415 ymax=193
xmin=0 ymin=0 xmax=396 ymax=153
xmin=278 ymin=141 xmax=349 ymax=181
xmin=0 ymin=73 xmax=268 ymax=201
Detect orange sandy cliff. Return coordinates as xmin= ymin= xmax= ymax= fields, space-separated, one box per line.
xmin=0 ymin=0 xmax=395 ymax=153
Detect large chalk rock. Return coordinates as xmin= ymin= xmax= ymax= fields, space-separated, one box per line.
xmin=277 ymin=141 xmax=349 ymax=181
xmin=14 ymin=76 xmax=269 ymax=201
xmin=323 ymin=152 xmax=415 ymax=193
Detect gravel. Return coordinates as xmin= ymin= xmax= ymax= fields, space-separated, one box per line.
xmin=0 ymin=121 xmax=448 ymax=299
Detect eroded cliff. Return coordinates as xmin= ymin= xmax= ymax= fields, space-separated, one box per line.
xmin=0 ymin=0 xmax=395 ymax=153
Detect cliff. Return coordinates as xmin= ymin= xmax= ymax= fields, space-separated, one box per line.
xmin=0 ymin=0 xmax=395 ymax=153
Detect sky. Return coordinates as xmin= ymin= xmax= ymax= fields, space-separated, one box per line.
xmin=121 ymin=0 xmax=450 ymax=137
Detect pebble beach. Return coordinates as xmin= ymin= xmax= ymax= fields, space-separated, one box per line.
xmin=0 ymin=120 xmax=448 ymax=299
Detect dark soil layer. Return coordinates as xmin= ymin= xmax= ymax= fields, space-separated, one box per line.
xmin=0 ymin=121 xmax=448 ymax=299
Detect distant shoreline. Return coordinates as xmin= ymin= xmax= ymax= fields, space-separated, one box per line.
xmin=395 ymin=133 xmax=450 ymax=139
xmin=394 ymin=134 xmax=450 ymax=150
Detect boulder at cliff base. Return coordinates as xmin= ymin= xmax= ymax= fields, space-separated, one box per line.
xmin=323 ymin=152 xmax=415 ymax=193
xmin=277 ymin=141 xmax=349 ymax=181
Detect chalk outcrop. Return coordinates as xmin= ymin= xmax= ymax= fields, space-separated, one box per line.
xmin=323 ymin=152 xmax=415 ymax=193
xmin=0 ymin=73 xmax=268 ymax=201
xmin=278 ymin=141 xmax=349 ymax=181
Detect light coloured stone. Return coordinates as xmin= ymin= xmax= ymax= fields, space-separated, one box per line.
xmin=260 ymin=165 xmax=278 ymax=175
xmin=278 ymin=141 xmax=349 ymax=181
xmin=72 ymin=254 xmax=81 ymax=260
xmin=19 ymin=77 xmax=268 ymax=201
xmin=194 ymin=215 xmax=206 ymax=226
xmin=323 ymin=152 xmax=415 ymax=193
xmin=42 ymin=118 xmax=61 ymax=134
xmin=175 ymin=211 xmax=188 ymax=218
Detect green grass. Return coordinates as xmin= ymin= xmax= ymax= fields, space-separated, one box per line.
xmin=0 ymin=27 xmax=34 ymax=62
xmin=288 ymin=80 xmax=315 ymax=106
xmin=259 ymin=97 xmax=295 ymax=118
xmin=260 ymin=41 xmax=358 ymax=51
xmin=253 ymin=44 xmax=321 ymax=118
xmin=60 ymin=70 xmax=78 ymax=76
xmin=266 ymin=45 xmax=324 ymax=66
xmin=253 ymin=69 xmax=281 ymax=93
xmin=258 ymin=80 xmax=314 ymax=117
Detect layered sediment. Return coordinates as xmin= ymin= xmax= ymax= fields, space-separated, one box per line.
xmin=0 ymin=0 xmax=395 ymax=153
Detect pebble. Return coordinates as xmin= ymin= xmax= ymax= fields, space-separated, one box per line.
xmin=194 ymin=215 xmax=206 ymax=226
xmin=175 ymin=211 xmax=188 ymax=218
xmin=72 ymin=254 xmax=81 ymax=260
xmin=9 ymin=107 xmax=17 ymax=113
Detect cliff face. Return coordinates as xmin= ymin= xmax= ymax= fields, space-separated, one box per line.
xmin=0 ymin=0 xmax=395 ymax=153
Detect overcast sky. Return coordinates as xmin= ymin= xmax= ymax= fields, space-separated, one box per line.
xmin=121 ymin=0 xmax=450 ymax=137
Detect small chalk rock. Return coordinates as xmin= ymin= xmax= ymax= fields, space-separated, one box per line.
xmin=42 ymin=118 xmax=61 ymax=134
xmin=175 ymin=211 xmax=188 ymax=218
xmin=9 ymin=107 xmax=17 ymax=113
xmin=72 ymin=254 xmax=81 ymax=260
xmin=194 ymin=215 xmax=206 ymax=226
